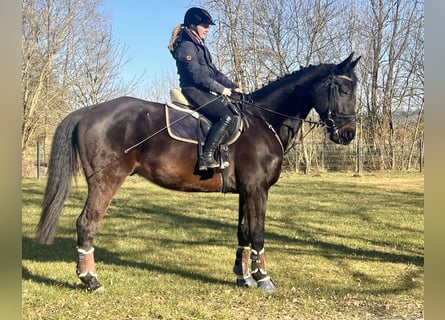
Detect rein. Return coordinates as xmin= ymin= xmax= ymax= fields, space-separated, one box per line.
xmin=124 ymin=73 xmax=356 ymax=155
xmin=228 ymin=94 xmax=322 ymax=127
xmin=228 ymin=73 xmax=356 ymax=153
xmin=227 ymin=95 xmax=323 ymax=154
xmin=230 ymin=74 xmax=356 ymax=130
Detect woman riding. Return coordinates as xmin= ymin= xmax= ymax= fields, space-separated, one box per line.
xmin=168 ymin=7 xmax=242 ymax=170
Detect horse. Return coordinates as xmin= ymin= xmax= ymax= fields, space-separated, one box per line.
xmin=35 ymin=53 xmax=361 ymax=293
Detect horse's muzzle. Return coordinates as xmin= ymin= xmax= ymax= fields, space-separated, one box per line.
xmin=329 ymin=123 xmax=356 ymax=145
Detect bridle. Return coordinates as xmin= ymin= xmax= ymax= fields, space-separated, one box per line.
xmin=228 ymin=73 xmax=357 ymax=131
xmin=317 ymin=74 xmax=357 ymax=136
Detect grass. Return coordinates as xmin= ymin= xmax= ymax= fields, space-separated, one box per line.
xmin=22 ymin=172 xmax=424 ymax=319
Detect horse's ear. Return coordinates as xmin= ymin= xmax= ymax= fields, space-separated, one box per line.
xmin=350 ymin=56 xmax=361 ymax=70
xmin=337 ymin=52 xmax=361 ymax=73
xmin=337 ymin=52 xmax=354 ymax=69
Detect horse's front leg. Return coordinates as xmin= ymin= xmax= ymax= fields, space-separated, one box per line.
xmin=233 ymin=190 xmax=277 ymax=293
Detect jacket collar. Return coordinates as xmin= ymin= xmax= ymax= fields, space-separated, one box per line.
xmin=182 ymin=27 xmax=204 ymax=46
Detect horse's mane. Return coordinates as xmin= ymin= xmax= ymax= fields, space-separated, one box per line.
xmin=251 ymin=63 xmax=334 ymax=98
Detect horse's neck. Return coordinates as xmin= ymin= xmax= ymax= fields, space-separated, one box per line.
xmin=251 ymin=65 xmax=331 ymax=150
xmin=254 ymin=95 xmax=310 ymax=150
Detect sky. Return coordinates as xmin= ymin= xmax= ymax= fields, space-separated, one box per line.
xmin=104 ymin=0 xmax=196 ymax=96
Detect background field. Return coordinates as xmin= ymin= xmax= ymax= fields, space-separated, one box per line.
xmin=22 ymin=172 xmax=424 ymax=319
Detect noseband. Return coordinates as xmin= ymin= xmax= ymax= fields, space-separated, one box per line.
xmin=321 ymin=75 xmax=356 ymax=135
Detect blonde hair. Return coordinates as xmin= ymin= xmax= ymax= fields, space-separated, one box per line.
xmin=168 ymin=24 xmax=183 ymax=52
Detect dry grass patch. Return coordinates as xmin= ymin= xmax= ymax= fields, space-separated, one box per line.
xmin=22 ymin=172 xmax=423 ymax=319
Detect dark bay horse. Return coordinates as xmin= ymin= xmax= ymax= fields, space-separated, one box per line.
xmin=35 ymin=53 xmax=361 ymax=292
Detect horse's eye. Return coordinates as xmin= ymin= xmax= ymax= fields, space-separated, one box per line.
xmin=339 ymin=85 xmax=349 ymax=95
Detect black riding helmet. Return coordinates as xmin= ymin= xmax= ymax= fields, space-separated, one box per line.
xmin=184 ymin=7 xmax=215 ymax=26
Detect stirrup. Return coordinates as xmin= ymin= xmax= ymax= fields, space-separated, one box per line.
xmin=198 ymin=156 xmax=219 ymax=170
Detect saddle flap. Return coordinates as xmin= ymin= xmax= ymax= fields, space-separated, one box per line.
xmin=165 ymin=105 xmax=242 ymax=146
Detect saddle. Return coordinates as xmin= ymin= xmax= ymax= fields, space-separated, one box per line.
xmin=165 ymin=89 xmax=244 ymax=169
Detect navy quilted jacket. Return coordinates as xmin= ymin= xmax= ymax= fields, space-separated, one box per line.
xmin=171 ymin=28 xmax=238 ymax=94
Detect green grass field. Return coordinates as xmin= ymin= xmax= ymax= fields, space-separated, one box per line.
xmin=22 ymin=172 xmax=423 ymax=319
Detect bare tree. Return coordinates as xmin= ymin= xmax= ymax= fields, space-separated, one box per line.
xmin=22 ymin=0 xmax=77 ymax=154
xmin=64 ymin=2 xmax=137 ymax=108
xmin=23 ymin=0 xmax=423 ymax=172
xmin=144 ymin=70 xmax=179 ymax=103
xmin=22 ymin=0 xmax=135 ymax=155
xmin=356 ymin=0 xmax=424 ymax=170
xmin=196 ymin=0 xmax=423 ymax=172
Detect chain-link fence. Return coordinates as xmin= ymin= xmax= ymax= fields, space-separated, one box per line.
xmin=283 ymin=139 xmax=424 ymax=174
xmin=23 ymin=138 xmax=424 ymax=177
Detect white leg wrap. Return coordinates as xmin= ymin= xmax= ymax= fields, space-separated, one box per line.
xmin=233 ymin=246 xmax=251 ymax=279
xmin=251 ymin=248 xmax=267 ymax=276
xmin=76 ymin=247 xmax=97 ymax=277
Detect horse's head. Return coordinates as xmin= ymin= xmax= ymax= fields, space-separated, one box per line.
xmin=312 ymin=53 xmax=361 ymax=145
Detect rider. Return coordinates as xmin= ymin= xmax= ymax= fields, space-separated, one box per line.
xmin=168 ymin=7 xmax=243 ymax=170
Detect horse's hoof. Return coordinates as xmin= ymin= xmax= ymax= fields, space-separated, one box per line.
xmin=87 ymin=281 xmax=105 ymax=293
xmin=236 ymin=275 xmax=258 ymax=288
xmin=79 ymin=272 xmax=104 ymax=292
xmin=256 ymin=276 xmax=277 ymax=293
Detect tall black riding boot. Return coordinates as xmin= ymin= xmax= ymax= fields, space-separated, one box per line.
xmin=199 ymin=116 xmax=233 ymax=170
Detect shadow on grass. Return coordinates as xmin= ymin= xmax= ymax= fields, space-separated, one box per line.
xmin=22 ymin=236 xmax=232 ymax=290
xmin=22 ymin=266 xmax=79 ymax=290
xmin=22 ymin=175 xmax=423 ymax=294
xmin=268 ymin=232 xmax=424 ymax=267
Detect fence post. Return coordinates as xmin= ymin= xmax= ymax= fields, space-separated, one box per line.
xmin=356 ymin=138 xmax=361 ymax=175
xmin=321 ymin=141 xmax=325 ymax=171
xmin=419 ymin=138 xmax=423 ymax=173
xmin=295 ymin=143 xmax=299 ymax=173
xmin=36 ymin=140 xmax=41 ymax=179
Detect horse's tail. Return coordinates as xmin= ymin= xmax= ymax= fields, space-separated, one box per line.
xmin=35 ymin=108 xmax=89 ymax=244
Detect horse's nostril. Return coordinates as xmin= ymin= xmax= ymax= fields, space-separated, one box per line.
xmin=346 ymin=130 xmax=355 ymax=140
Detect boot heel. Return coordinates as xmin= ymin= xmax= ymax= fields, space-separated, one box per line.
xmin=198 ymin=157 xmax=218 ymax=170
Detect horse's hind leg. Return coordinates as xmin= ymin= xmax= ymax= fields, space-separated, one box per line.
xmin=75 ymin=172 xmax=127 ymax=292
